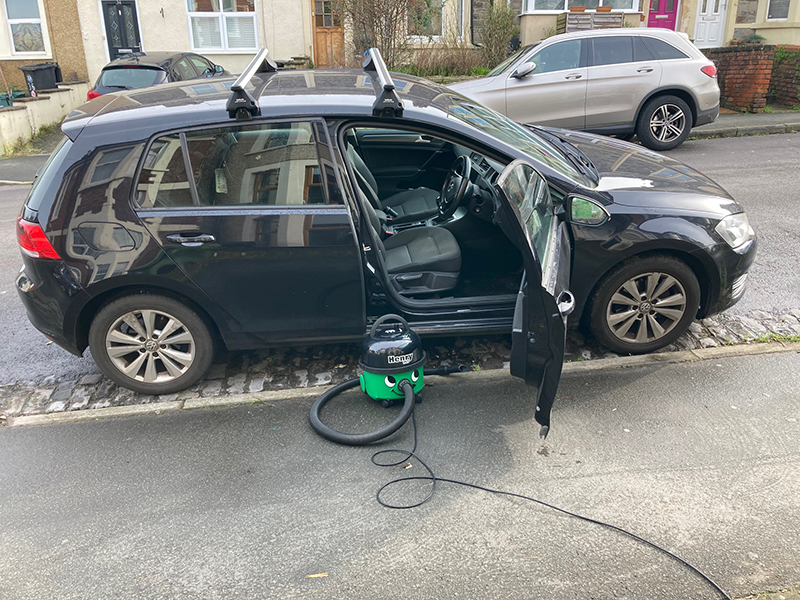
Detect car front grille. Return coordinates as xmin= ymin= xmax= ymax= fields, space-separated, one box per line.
xmin=732 ymin=274 xmax=748 ymax=300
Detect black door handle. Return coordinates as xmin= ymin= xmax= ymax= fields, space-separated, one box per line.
xmin=166 ymin=233 xmax=216 ymax=247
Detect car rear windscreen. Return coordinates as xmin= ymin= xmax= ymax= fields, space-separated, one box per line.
xmin=99 ymin=67 xmax=166 ymax=90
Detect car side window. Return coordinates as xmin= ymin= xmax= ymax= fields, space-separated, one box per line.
xmin=525 ymin=40 xmax=581 ymax=75
xmin=591 ymin=36 xmax=633 ymax=67
xmin=633 ymin=36 xmax=654 ymax=62
xmin=136 ymin=122 xmax=331 ymax=209
xmin=172 ymin=58 xmax=197 ymax=81
xmin=642 ymin=37 xmax=689 ymax=60
xmin=189 ymin=56 xmax=213 ymax=76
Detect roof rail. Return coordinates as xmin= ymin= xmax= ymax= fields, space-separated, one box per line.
xmin=363 ymin=48 xmax=403 ymax=118
xmin=226 ymin=48 xmax=279 ymax=121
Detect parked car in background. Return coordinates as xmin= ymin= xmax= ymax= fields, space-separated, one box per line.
xmin=449 ymin=28 xmax=720 ymax=151
xmin=17 ymin=50 xmax=754 ymax=413
xmin=87 ymin=51 xmax=227 ymax=100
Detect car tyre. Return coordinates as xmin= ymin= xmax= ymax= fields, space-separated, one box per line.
xmin=589 ymin=255 xmax=700 ymax=355
xmin=635 ymin=95 xmax=693 ymax=151
xmin=89 ymin=294 xmax=214 ymax=395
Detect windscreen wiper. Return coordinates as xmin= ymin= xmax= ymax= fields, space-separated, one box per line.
xmin=528 ymin=125 xmax=599 ymax=184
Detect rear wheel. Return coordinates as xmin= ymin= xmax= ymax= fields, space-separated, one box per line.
xmin=636 ymin=95 xmax=693 ymax=151
xmin=89 ymin=294 xmax=214 ymax=394
xmin=589 ymin=255 xmax=700 ymax=354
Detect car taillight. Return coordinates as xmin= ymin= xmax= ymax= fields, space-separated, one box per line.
xmin=16 ymin=216 xmax=60 ymax=259
xmin=701 ymin=65 xmax=717 ymax=78
xmin=87 ymin=89 xmax=101 ymax=100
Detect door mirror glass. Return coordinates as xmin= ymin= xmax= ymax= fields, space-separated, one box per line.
xmin=215 ymin=64 xmax=224 ymax=73
xmin=512 ymin=62 xmax=536 ymax=79
xmin=570 ymin=196 xmax=609 ymax=226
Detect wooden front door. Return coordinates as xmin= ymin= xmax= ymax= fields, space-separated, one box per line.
xmin=647 ymin=0 xmax=679 ymax=30
xmin=694 ymin=0 xmax=728 ymax=48
xmin=102 ymin=0 xmax=142 ymax=60
xmin=312 ymin=0 xmax=344 ymax=68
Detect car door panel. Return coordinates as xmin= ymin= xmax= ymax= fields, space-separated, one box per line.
xmin=585 ymin=37 xmax=663 ymax=128
xmin=505 ymin=39 xmax=588 ymax=129
xmin=496 ymin=159 xmax=572 ymax=436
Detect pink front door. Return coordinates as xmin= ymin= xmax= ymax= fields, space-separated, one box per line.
xmin=647 ymin=0 xmax=679 ymax=29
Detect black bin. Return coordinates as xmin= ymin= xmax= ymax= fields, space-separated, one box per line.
xmin=17 ymin=62 xmax=62 ymax=97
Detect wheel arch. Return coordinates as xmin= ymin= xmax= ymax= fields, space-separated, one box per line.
xmin=635 ymin=87 xmax=699 ymax=127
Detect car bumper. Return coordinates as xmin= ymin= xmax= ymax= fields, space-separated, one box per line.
xmin=700 ymin=234 xmax=757 ymax=317
xmin=694 ymin=103 xmax=720 ymax=127
xmin=16 ymin=258 xmax=90 ymax=356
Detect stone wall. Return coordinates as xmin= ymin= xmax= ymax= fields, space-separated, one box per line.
xmin=471 ymin=0 xmax=523 ymax=44
xmin=771 ymin=45 xmax=800 ymax=107
xmin=704 ymin=45 xmax=776 ymax=112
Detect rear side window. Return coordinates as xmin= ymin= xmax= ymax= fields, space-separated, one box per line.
xmin=591 ymin=36 xmax=633 ymax=66
xmin=25 ymin=136 xmax=72 ymax=213
xmin=633 ymin=37 xmax=654 ymax=61
xmin=135 ymin=122 xmax=330 ymax=209
xmin=642 ymin=37 xmax=689 ymax=60
xmin=99 ymin=67 xmax=166 ymax=89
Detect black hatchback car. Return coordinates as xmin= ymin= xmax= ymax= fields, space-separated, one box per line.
xmin=16 ymin=49 xmax=755 ymax=433
xmin=87 ymin=51 xmax=227 ymax=101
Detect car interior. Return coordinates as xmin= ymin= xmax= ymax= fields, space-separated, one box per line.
xmin=342 ymin=125 xmax=524 ymax=301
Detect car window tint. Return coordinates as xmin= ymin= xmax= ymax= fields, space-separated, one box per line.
xmin=526 ymin=40 xmax=581 ymax=74
xmin=99 ymin=67 xmax=165 ymax=89
xmin=135 ymin=134 xmax=194 ymax=209
xmin=172 ymin=58 xmax=197 ymax=81
xmin=591 ymin=36 xmax=633 ymax=66
xmin=189 ymin=56 xmax=213 ymax=75
xmin=642 ymin=37 xmax=689 ymax=60
xmin=633 ymin=36 xmax=654 ymax=62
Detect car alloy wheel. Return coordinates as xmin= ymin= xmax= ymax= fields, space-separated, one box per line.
xmin=605 ymin=272 xmax=687 ymax=345
xmin=89 ymin=294 xmax=214 ymax=394
xmin=105 ymin=309 xmax=196 ymax=384
xmin=649 ymin=104 xmax=686 ymax=144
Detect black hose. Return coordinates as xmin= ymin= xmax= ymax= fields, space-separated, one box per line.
xmin=308 ymin=365 xmax=469 ymax=446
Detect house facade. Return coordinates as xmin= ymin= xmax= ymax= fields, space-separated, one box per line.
xmin=0 ymin=0 xmax=89 ymax=88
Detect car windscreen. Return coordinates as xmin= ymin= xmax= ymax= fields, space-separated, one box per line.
xmin=99 ymin=67 xmax=166 ymax=90
xmin=487 ymin=44 xmax=538 ymax=77
xmin=446 ymin=96 xmax=588 ymax=186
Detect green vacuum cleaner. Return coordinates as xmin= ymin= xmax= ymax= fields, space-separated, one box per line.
xmin=309 ymin=314 xmax=466 ymax=445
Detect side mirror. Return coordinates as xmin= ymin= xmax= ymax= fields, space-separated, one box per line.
xmin=215 ymin=64 xmax=224 ymax=73
xmin=569 ymin=196 xmax=609 ymax=226
xmin=512 ymin=62 xmax=536 ymax=79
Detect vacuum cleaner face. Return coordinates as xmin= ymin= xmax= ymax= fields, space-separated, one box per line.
xmin=359 ymin=315 xmax=426 ymax=401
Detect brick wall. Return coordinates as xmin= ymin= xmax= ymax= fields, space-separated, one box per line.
xmin=771 ymin=46 xmax=800 ymax=107
xmin=703 ymin=46 xmax=776 ymax=112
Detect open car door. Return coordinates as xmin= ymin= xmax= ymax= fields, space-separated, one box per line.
xmin=495 ymin=159 xmax=575 ymax=439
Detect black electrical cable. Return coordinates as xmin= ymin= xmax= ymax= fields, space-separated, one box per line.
xmin=371 ymin=413 xmax=734 ymax=600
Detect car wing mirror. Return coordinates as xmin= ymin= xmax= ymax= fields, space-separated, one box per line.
xmin=215 ymin=64 xmax=224 ymax=73
xmin=569 ymin=196 xmax=609 ymax=226
xmin=512 ymin=62 xmax=536 ymax=79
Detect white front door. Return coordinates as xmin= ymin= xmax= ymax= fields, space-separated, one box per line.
xmin=694 ymin=0 xmax=728 ymax=48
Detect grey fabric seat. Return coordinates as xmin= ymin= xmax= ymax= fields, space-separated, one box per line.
xmin=361 ymin=190 xmax=461 ymax=294
xmin=347 ymin=144 xmax=440 ymax=222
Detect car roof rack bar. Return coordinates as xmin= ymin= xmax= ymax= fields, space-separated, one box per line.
xmin=362 ymin=48 xmax=403 ymax=118
xmin=226 ymin=48 xmax=279 ymax=121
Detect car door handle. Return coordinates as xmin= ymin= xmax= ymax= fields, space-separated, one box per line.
xmin=414 ymin=135 xmax=433 ymax=143
xmin=637 ymin=67 xmax=654 ymax=73
xmin=166 ymin=233 xmax=216 ymax=247
xmin=564 ymin=73 xmax=583 ymax=80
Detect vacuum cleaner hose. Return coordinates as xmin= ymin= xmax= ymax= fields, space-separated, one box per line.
xmin=309 ymin=365 xmax=468 ymax=446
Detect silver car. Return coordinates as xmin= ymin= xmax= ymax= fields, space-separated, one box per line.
xmin=450 ymin=28 xmax=720 ymax=151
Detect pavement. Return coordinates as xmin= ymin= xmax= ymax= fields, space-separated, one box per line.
xmin=1 ymin=348 xmax=799 ymax=599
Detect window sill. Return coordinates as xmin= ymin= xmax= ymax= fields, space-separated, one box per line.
xmin=190 ymin=49 xmax=260 ymax=54
xmin=520 ymin=9 xmax=639 ymax=14
xmin=1 ymin=53 xmax=52 ymax=60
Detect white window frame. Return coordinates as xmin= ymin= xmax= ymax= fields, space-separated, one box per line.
xmin=407 ymin=0 xmax=446 ymax=42
xmin=1 ymin=0 xmax=51 ymax=57
xmin=522 ymin=0 xmax=638 ymax=14
xmin=186 ymin=0 xmax=258 ymax=54
xmin=766 ymin=0 xmax=789 ymax=20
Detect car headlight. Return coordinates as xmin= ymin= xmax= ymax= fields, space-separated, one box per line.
xmin=715 ymin=212 xmax=753 ymax=249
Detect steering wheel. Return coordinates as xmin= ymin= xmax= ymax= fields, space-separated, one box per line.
xmin=438 ymin=155 xmax=472 ymax=220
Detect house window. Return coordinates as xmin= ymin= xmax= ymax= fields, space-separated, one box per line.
xmin=525 ymin=0 xmax=636 ymax=11
xmin=5 ymin=0 xmax=46 ymax=53
xmin=187 ymin=0 xmax=257 ymax=52
xmin=767 ymin=0 xmax=789 ymax=19
xmin=409 ymin=0 xmax=444 ymax=39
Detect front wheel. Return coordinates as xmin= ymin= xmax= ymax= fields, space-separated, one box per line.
xmin=88 ymin=294 xmax=214 ymax=394
xmin=589 ymin=256 xmax=701 ymax=354
xmin=636 ymin=95 xmax=693 ymax=151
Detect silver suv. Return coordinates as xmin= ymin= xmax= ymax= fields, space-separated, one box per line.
xmin=450 ymin=28 xmax=720 ymax=151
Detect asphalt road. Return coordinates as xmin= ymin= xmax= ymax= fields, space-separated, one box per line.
xmin=1 ymin=134 xmax=798 ymax=384
xmin=1 ymin=351 xmax=799 ymax=599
